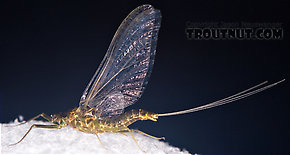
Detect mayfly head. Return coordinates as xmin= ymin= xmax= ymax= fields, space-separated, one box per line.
xmin=51 ymin=113 xmax=68 ymax=127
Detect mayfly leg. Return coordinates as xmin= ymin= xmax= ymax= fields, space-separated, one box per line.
xmin=9 ymin=113 xmax=60 ymax=146
xmin=119 ymin=132 xmax=129 ymax=137
xmin=122 ymin=128 xmax=165 ymax=152
xmin=131 ymin=129 xmax=165 ymax=140
xmin=128 ymin=129 xmax=145 ymax=153
xmin=9 ymin=113 xmax=52 ymax=127
xmin=10 ymin=124 xmax=60 ymax=146
xmin=95 ymin=133 xmax=108 ymax=150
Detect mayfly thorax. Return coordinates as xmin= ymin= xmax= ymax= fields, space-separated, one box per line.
xmin=9 ymin=5 xmax=284 ymax=152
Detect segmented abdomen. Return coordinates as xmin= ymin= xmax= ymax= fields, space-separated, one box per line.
xmin=98 ymin=109 xmax=158 ymax=132
xmin=67 ymin=108 xmax=158 ymax=133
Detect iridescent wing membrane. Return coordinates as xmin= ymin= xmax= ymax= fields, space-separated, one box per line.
xmin=79 ymin=5 xmax=161 ymax=118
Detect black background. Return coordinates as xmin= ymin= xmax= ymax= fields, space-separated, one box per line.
xmin=0 ymin=0 xmax=289 ymax=154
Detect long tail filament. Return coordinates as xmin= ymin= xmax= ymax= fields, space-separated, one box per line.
xmin=158 ymin=79 xmax=285 ymax=117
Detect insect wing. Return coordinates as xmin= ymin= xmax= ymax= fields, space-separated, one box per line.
xmin=79 ymin=5 xmax=161 ymax=118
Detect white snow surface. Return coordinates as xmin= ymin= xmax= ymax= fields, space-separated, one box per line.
xmin=1 ymin=117 xmax=189 ymax=154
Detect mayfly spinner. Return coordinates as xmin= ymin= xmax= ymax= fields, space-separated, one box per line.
xmin=10 ymin=5 xmax=284 ymax=151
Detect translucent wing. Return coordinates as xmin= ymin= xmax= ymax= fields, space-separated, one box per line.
xmin=79 ymin=5 xmax=161 ymax=118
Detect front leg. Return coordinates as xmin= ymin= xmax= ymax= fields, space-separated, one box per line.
xmin=10 ymin=124 xmax=61 ymax=146
xmin=13 ymin=113 xmax=53 ymax=126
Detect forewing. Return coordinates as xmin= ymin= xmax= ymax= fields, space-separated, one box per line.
xmin=79 ymin=5 xmax=161 ymax=118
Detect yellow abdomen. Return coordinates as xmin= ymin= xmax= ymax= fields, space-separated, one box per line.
xmin=67 ymin=108 xmax=158 ymax=134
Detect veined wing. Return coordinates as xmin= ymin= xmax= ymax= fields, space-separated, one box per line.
xmin=79 ymin=5 xmax=161 ymax=118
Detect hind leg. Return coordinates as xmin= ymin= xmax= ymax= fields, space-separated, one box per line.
xmin=95 ymin=133 xmax=108 ymax=150
xmin=129 ymin=130 xmax=144 ymax=152
xmin=119 ymin=128 xmax=145 ymax=153
xmin=131 ymin=129 xmax=165 ymax=140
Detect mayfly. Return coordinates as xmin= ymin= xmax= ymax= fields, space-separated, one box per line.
xmin=10 ymin=5 xmax=284 ymax=151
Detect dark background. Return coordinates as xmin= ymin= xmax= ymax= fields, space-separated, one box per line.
xmin=0 ymin=0 xmax=289 ymax=154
